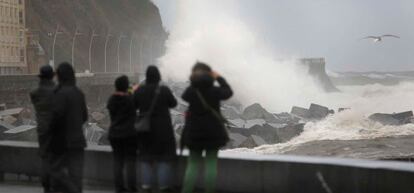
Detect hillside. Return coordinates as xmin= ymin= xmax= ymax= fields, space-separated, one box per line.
xmin=25 ymin=0 xmax=167 ymax=73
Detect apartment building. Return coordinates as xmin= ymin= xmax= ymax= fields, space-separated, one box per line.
xmin=0 ymin=0 xmax=26 ymax=75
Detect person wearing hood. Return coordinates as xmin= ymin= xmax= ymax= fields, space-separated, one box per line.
xmin=49 ymin=62 xmax=88 ymax=193
xmin=107 ymin=75 xmax=138 ymax=193
xmin=133 ymin=65 xmax=177 ymax=192
xmin=180 ymin=62 xmax=233 ymax=193
xmin=30 ymin=65 xmax=56 ymax=193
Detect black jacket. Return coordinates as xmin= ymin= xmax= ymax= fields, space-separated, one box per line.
xmin=50 ymin=69 xmax=88 ymax=152
xmin=30 ymin=79 xmax=55 ymax=156
xmin=181 ymin=75 xmax=233 ymax=150
xmin=133 ymin=83 xmax=177 ymax=160
xmin=107 ymin=93 xmax=137 ymax=139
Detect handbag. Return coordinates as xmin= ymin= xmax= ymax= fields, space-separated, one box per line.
xmin=134 ymin=85 xmax=161 ymax=133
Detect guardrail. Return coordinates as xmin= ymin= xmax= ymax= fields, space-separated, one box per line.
xmin=1 ymin=141 xmax=414 ymax=193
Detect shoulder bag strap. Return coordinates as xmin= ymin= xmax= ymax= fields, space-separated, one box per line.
xmin=147 ymin=85 xmax=161 ymax=116
xmin=195 ymin=89 xmax=227 ymax=124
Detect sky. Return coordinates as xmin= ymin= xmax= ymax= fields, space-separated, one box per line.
xmin=152 ymin=0 xmax=414 ymax=72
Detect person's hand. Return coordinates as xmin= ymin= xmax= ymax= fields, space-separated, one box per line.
xmin=132 ymin=84 xmax=139 ymax=91
xmin=211 ymin=71 xmax=220 ymax=79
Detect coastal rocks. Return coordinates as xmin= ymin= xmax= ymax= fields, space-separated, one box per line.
xmin=291 ymin=103 xmax=333 ymax=120
xmin=369 ymin=111 xmax=413 ymax=126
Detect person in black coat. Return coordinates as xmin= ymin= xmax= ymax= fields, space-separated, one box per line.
xmin=107 ymin=75 xmax=138 ymax=193
xmin=181 ymin=62 xmax=233 ymax=193
xmin=30 ymin=65 xmax=56 ymax=193
xmin=49 ymin=62 xmax=88 ymax=193
xmin=133 ymin=66 xmax=177 ymax=192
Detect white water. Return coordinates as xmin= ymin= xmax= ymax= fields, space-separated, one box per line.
xmin=153 ymin=0 xmax=414 ymax=153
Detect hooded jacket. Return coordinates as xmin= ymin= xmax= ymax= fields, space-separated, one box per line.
xmin=133 ymin=66 xmax=178 ymax=160
xmin=107 ymin=92 xmax=137 ymax=139
xmin=181 ymin=74 xmax=233 ymax=150
xmin=50 ymin=63 xmax=88 ymax=152
xmin=30 ymin=79 xmax=56 ymax=156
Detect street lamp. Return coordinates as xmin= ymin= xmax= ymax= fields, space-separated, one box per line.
xmin=129 ymin=37 xmax=134 ymax=73
xmin=51 ymin=25 xmax=63 ymax=68
xmin=117 ymin=34 xmax=127 ymax=73
xmin=71 ymin=27 xmax=83 ymax=71
xmin=88 ymin=29 xmax=99 ymax=73
xmin=104 ymin=33 xmax=113 ymax=73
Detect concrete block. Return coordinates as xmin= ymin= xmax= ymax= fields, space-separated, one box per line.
xmin=309 ymin=103 xmax=330 ymax=119
xmin=291 ymin=106 xmax=310 ymax=118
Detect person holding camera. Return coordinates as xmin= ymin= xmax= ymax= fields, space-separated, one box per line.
xmin=180 ymin=62 xmax=233 ymax=193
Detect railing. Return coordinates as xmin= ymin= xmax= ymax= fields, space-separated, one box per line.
xmin=1 ymin=141 xmax=414 ymax=193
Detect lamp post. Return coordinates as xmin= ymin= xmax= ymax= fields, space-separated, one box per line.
xmin=104 ymin=33 xmax=112 ymax=73
xmin=71 ymin=27 xmax=83 ymax=71
xmin=51 ymin=25 xmax=63 ymax=68
xmin=88 ymin=29 xmax=99 ymax=73
xmin=129 ymin=37 xmax=134 ymax=73
xmin=117 ymin=34 xmax=127 ymax=73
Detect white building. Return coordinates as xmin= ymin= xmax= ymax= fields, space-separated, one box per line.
xmin=0 ymin=0 xmax=26 ymax=75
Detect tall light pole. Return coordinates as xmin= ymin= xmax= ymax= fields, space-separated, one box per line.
xmin=117 ymin=34 xmax=127 ymax=73
xmin=71 ymin=27 xmax=83 ymax=71
xmin=129 ymin=37 xmax=134 ymax=73
xmin=104 ymin=33 xmax=112 ymax=73
xmin=51 ymin=25 xmax=63 ymax=68
xmin=138 ymin=39 xmax=144 ymax=73
xmin=88 ymin=29 xmax=99 ymax=73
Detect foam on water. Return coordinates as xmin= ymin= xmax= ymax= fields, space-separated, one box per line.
xmin=231 ymin=82 xmax=414 ymax=154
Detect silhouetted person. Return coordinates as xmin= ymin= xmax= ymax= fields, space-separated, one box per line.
xmin=133 ymin=66 xmax=178 ymax=192
xmin=181 ymin=62 xmax=233 ymax=193
xmin=107 ymin=75 xmax=138 ymax=193
xmin=30 ymin=65 xmax=56 ymax=193
xmin=49 ymin=62 xmax=88 ymax=193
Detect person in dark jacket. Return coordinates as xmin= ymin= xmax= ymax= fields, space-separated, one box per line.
xmin=30 ymin=65 xmax=56 ymax=193
xmin=181 ymin=62 xmax=233 ymax=193
xmin=133 ymin=66 xmax=177 ymax=192
xmin=107 ymin=75 xmax=138 ymax=193
xmin=49 ymin=62 xmax=88 ymax=193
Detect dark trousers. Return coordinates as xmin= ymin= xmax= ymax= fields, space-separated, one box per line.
xmin=49 ymin=148 xmax=85 ymax=193
xmin=40 ymin=155 xmax=54 ymax=193
xmin=110 ymin=137 xmax=138 ymax=193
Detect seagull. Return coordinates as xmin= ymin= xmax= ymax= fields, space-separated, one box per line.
xmin=362 ymin=34 xmax=400 ymax=42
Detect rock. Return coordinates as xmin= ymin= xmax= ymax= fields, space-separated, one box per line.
xmin=229 ymin=132 xmax=248 ymax=147
xmin=274 ymin=112 xmax=300 ymax=124
xmin=1 ymin=115 xmax=17 ymax=125
xmin=291 ymin=106 xmax=310 ymax=118
xmin=228 ymin=119 xmax=245 ymax=128
xmin=222 ymin=105 xmax=242 ymax=120
xmin=0 ymin=121 xmax=15 ymax=131
xmin=242 ymin=103 xmax=280 ymax=123
xmin=308 ymin=103 xmax=330 ymax=119
xmin=239 ymin=136 xmax=259 ymax=148
xmin=91 ymin=112 xmax=105 ymax=122
xmin=338 ymin=108 xmax=350 ymax=112
xmin=84 ymin=123 xmax=105 ymax=145
xmin=3 ymin=125 xmax=37 ymax=142
xmin=0 ymin=108 xmax=23 ymax=117
xmin=392 ymin=111 xmax=413 ymax=124
xmin=369 ymin=111 xmax=413 ymax=126
xmin=251 ymin=135 xmax=267 ymax=146
xmin=275 ymin=123 xmax=305 ymax=143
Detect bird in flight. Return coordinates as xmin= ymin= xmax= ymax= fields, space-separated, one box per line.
xmin=362 ymin=34 xmax=400 ymax=42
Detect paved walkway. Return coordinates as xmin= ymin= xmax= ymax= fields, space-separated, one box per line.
xmin=0 ymin=182 xmax=112 ymax=193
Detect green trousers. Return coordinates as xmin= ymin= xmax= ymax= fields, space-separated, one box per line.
xmin=181 ymin=149 xmax=219 ymax=193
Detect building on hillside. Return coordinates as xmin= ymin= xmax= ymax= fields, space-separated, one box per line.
xmin=0 ymin=0 xmax=26 ymax=75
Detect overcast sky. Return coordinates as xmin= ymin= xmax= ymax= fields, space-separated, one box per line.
xmin=152 ymin=0 xmax=414 ymax=72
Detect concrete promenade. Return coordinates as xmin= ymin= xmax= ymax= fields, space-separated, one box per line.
xmin=1 ymin=141 xmax=414 ymax=193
